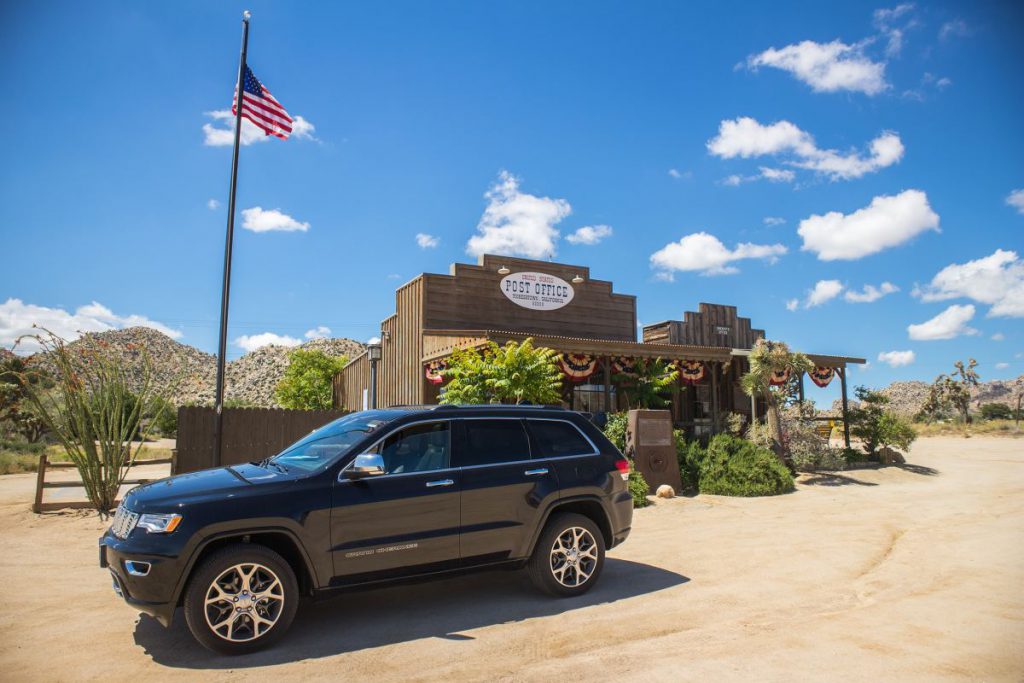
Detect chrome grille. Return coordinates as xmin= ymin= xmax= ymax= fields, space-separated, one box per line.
xmin=110 ymin=504 xmax=139 ymax=539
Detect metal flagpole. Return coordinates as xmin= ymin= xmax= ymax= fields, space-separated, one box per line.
xmin=213 ymin=10 xmax=251 ymax=467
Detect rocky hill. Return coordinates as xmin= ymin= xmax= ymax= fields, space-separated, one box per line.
xmin=832 ymin=376 xmax=1024 ymax=417
xmin=39 ymin=327 xmax=364 ymax=408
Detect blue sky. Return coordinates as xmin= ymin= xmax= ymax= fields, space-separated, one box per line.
xmin=1 ymin=1 xmax=1022 ymax=403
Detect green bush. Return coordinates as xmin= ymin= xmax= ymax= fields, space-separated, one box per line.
xmin=148 ymin=397 xmax=177 ymax=437
xmin=675 ymin=433 xmax=706 ymax=492
xmin=784 ymin=419 xmax=845 ymax=472
xmin=849 ymin=387 xmax=917 ymax=455
xmin=979 ymin=403 xmax=1017 ymax=421
xmin=698 ymin=434 xmax=795 ymax=497
xmin=603 ymin=412 xmax=627 ymax=452
xmin=628 ymin=466 xmax=650 ymax=507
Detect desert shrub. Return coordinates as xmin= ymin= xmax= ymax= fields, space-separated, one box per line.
xmin=745 ymin=421 xmax=775 ymax=450
xmin=628 ymin=466 xmax=650 ymax=507
xmin=725 ymin=412 xmax=746 ymax=436
xmin=848 ymin=388 xmax=917 ymax=455
xmin=979 ymin=403 xmax=1015 ymax=421
xmin=784 ymin=419 xmax=845 ymax=471
xmin=149 ymin=397 xmax=178 ymax=437
xmin=675 ymin=432 xmax=706 ymax=491
xmin=698 ymin=434 xmax=795 ymax=497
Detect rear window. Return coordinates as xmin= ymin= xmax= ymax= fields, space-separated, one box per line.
xmin=457 ymin=419 xmax=531 ymax=467
xmin=526 ymin=420 xmax=595 ymax=458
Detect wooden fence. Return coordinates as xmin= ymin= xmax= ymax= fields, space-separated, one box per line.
xmin=175 ymin=406 xmax=349 ymax=474
xmin=33 ymin=454 xmax=173 ymax=513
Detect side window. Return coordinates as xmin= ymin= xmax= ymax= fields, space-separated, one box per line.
xmin=526 ymin=420 xmax=595 ymax=458
xmin=378 ymin=421 xmax=450 ymax=475
xmin=456 ymin=420 xmax=531 ymax=467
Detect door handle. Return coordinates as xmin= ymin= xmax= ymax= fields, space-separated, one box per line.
xmin=426 ymin=478 xmax=454 ymax=488
xmin=524 ymin=468 xmax=549 ymax=476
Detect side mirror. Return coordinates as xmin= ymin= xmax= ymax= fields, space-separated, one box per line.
xmin=343 ymin=453 xmax=386 ymax=480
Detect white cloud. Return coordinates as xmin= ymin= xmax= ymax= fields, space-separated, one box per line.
xmin=1 ymin=298 xmax=182 ymax=353
xmin=798 ymin=189 xmax=939 ymax=261
xmin=207 ymin=199 xmax=220 ymax=210
xmin=241 ymin=207 xmax=310 ymax=233
xmin=566 ymin=225 xmax=613 ymax=245
xmin=908 ymin=304 xmax=978 ymax=340
xmin=234 ymin=332 xmax=302 ymax=353
xmin=939 ymin=19 xmax=971 ymax=41
xmin=707 ymin=117 xmax=903 ymax=181
xmin=416 ymin=233 xmax=440 ymax=249
xmin=804 ymin=280 xmax=845 ymax=308
xmin=844 ymin=281 xmax=899 ymax=303
xmin=466 ymin=171 xmax=570 ymax=259
xmin=304 ymin=326 xmax=331 ymax=339
xmin=878 ymin=350 xmax=916 ymax=367
xmin=785 ymin=298 xmax=799 ymax=312
xmin=721 ymin=166 xmax=797 ymax=185
xmin=1006 ymin=189 xmax=1024 ymax=215
xmin=991 ymin=332 xmax=1005 ymax=341
xmin=367 ymin=336 xmax=381 ymax=345
xmin=650 ymin=232 xmax=787 ymax=277
xmin=873 ymin=4 xmax=916 ymax=57
xmin=995 ymin=362 xmax=1010 ymax=370
xmin=746 ymin=39 xmax=888 ymax=95
xmin=763 ymin=216 xmax=786 ymax=226
xmin=913 ymin=249 xmax=1024 ymax=318
xmin=203 ymin=110 xmax=317 ymax=146
xmin=668 ymin=168 xmax=692 ymax=180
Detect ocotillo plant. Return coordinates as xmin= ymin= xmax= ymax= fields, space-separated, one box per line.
xmin=14 ymin=328 xmax=171 ymax=515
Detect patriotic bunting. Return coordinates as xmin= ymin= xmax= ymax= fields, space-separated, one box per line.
xmin=675 ymin=359 xmax=705 ymax=384
xmin=769 ymin=367 xmax=791 ymax=386
xmin=611 ymin=356 xmax=638 ymax=376
xmin=559 ymin=353 xmax=597 ymax=382
xmin=425 ymin=360 xmax=447 ymax=385
xmin=808 ymin=366 xmax=835 ymax=388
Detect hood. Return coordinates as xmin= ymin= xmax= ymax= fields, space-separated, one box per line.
xmin=123 ymin=462 xmax=289 ymax=512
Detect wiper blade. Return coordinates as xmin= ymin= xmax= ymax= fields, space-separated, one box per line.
xmin=267 ymin=460 xmax=289 ymax=473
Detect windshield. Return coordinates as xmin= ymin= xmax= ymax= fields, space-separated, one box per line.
xmin=270 ymin=411 xmax=395 ymax=471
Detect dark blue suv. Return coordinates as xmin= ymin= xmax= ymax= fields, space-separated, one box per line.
xmin=100 ymin=405 xmax=633 ymax=654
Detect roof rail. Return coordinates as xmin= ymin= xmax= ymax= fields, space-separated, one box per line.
xmin=388 ymin=404 xmax=566 ymax=410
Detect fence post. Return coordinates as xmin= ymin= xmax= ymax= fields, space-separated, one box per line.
xmin=33 ymin=453 xmax=48 ymax=514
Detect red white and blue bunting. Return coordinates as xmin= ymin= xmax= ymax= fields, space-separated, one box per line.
xmin=559 ymin=353 xmax=598 ymax=382
xmin=769 ymin=367 xmax=792 ymax=386
xmin=611 ymin=356 xmax=638 ymax=376
xmin=675 ymin=359 xmax=705 ymax=385
xmin=808 ymin=366 xmax=835 ymax=388
xmin=425 ymin=360 xmax=447 ymax=385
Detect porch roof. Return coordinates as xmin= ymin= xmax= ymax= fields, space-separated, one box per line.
xmin=421 ymin=328 xmax=735 ymax=364
xmin=729 ymin=348 xmax=867 ymax=368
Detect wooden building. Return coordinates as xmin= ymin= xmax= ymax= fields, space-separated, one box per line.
xmin=334 ymin=254 xmax=864 ymax=441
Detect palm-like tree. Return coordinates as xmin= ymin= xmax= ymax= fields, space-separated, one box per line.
xmin=740 ymin=339 xmax=813 ymax=453
xmin=614 ymin=357 xmax=678 ymax=409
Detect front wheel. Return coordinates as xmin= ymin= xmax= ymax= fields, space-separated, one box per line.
xmin=527 ymin=513 xmax=606 ymax=597
xmin=183 ymin=543 xmax=299 ymax=655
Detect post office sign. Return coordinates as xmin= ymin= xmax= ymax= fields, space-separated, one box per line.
xmin=500 ymin=271 xmax=574 ymax=311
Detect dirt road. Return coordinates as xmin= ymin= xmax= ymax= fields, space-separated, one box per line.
xmin=0 ymin=436 xmax=1021 ymax=681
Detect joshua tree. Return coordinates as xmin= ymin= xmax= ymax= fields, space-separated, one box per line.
xmin=740 ymin=339 xmax=813 ymax=454
xmin=925 ymin=358 xmax=980 ymax=427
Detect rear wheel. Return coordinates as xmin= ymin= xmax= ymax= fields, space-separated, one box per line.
xmin=183 ymin=543 xmax=298 ymax=655
xmin=527 ymin=513 xmax=605 ymax=597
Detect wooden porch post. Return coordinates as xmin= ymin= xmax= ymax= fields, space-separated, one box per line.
xmin=710 ymin=361 xmax=720 ymax=433
xmin=602 ymin=356 xmax=611 ymax=413
xmin=839 ymin=366 xmax=851 ymax=448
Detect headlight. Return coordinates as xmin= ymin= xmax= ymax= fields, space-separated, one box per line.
xmin=137 ymin=513 xmax=183 ymax=534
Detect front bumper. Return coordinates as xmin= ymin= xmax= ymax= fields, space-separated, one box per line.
xmin=99 ymin=534 xmax=179 ymax=627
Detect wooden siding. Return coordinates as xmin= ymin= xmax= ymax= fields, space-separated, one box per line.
xmin=421 ymin=255 xmax=636 ymax=341
xmin=175 ymin=406 xmax=348 ymax=473
xmin=643 ymin=303 xmax=765 ymax=349
xmin=379 ymin=279 xmax=425 ymax=407
xmin=335 ymin=351 xmax=370 ymax=411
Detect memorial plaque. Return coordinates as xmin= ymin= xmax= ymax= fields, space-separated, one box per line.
xmin=625 ymin=409 xmax=683 ymax=492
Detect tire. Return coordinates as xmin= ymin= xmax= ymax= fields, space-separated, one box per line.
xmin=527 ymin=512 xmax=606 ymax=597
xmin=183 ymin=543 xmax=299 ymax=655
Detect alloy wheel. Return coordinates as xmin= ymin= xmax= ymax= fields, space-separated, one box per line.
xmin=203 ymin=562 xmax=285 ymax=642
xmin=549 ymin=526 xmax=599 ymax=587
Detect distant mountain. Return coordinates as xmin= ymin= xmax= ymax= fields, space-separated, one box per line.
xmin=37 ymin=327 xmax=364 ymax=408
xmin=832 ymin=375 xmax=1024 ymax=417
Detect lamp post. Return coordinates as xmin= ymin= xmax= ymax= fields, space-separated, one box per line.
xmin=367 ymin=342 xmax=382 ymax=409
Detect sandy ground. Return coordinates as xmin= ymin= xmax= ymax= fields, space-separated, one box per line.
xmin=0 ymin=436 xmax=1021 ymax=682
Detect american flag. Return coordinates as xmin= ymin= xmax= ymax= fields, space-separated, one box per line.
xmin=232 ymin=66 xmax=293 ymax=140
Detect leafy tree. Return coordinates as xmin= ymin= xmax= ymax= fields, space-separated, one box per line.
xmin=613 ymin=358 xmax=679 ymax=409
xmin=979 ymin=402 xmax=1014 ymax=421
xmin=274 ymin=349 xmax=349 ymax=410
xmin=440 ymin=338 xmax=562 ymax=405
xmin=924 ymin=359 xmax=980 ymax=426
xmin=848 ymin=387 xmax=917 ymax=455
xmin=740 ymin=339 xmax=813 ymax=454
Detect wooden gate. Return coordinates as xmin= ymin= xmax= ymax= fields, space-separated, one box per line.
xmin=175 ymin=406 xmax=348 ymax=474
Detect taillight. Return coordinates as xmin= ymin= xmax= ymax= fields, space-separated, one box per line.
xmin=615 ymin=458 xmax=630 ymax=481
